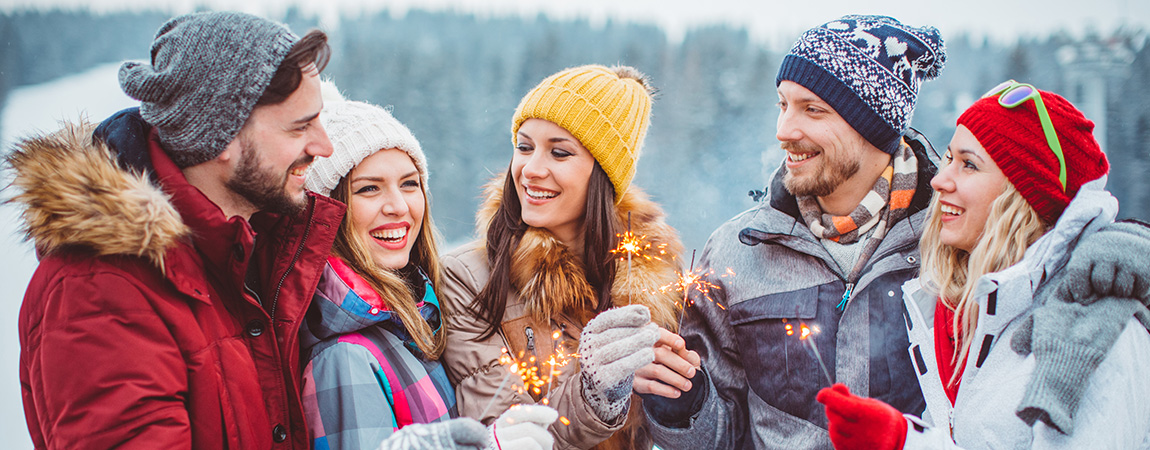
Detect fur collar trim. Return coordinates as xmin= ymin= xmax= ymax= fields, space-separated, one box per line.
xmin=5 ymin=121 xmax=188 ymax=267
xmin=475 ymin=175 xmax=684 ymax=329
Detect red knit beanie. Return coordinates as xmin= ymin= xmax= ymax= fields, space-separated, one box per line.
xmin=957 ymin=88 xmax=1109 ymax=224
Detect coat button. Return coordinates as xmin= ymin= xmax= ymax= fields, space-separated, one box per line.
xmin=906 ymin=255 xmax=918 ymax=264
xmin=272 ymin=424 xmax=287 ymax=443
xmin=233 ymin=244 xmax=245 ymax=262
xmin=246 ymin=320 xmax=264 ymax=337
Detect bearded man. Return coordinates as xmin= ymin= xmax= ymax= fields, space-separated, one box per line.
xmin=10 ymin=12 xmax=341 ymax=449
xmin=632 ymin=15 xmax=947 ymax=449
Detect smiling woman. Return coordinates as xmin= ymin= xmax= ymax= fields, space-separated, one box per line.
xmin=299 ymin=80 xmax=557 ymax=450
xmin=817 ymin=83 xmax=1150 ymax=450
xmin=438 ymin=64 xmax=686 ymax=450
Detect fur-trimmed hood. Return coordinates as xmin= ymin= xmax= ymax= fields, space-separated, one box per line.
xmin=475 ymin=174 xmax=685 ymax=330
xmin=4 ymin=121 xmax=187 ymax=267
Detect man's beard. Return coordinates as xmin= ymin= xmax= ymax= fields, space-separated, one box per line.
xmin=225 ymin=137 xmax=312 ymax=217
xmin=782 ymin=141 xmax=860 ymax=198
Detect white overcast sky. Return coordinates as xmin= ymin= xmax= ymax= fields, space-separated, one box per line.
xmin=0 ymin=0 xmax=1147 ymax=44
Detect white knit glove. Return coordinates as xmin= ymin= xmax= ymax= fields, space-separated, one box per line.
xmin=485 ymin=404 xmax=558 ymax=450
xmin=376 ymin=418 xmax=488 ymax=450
xmin=578 ymin=304 xmax=660 ymax=422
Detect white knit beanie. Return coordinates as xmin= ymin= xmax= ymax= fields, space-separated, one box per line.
xmin=306 ymin=79 xmax=426 ymax=196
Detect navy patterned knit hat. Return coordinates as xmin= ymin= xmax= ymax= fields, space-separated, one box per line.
xmin=776 ymin=15 xmax=946 ymax=154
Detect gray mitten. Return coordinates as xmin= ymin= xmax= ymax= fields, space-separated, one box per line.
xmin=1013 ymin=221 xmax=1150 ymax=355
xmin=1018 ymin=296 xmax=1148 ymax=434
xmin=578 ymin=304 xmax=660 ymax=423
xmin=1055 ymin=221 xmax=1150 ymax=306
xmin=376 ymin=418 xmax=488 ymax=450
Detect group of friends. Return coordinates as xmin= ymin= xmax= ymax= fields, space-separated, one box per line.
xmin=8 ymin=10 xmax=1150 ymax=450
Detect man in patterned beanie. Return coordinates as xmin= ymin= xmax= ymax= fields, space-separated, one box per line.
xmin=11 ymin=11 xmax=343 ymax=448
xmin=636 ymin=15 xmax=947 ymax=449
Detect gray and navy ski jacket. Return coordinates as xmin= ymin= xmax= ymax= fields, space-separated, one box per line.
xmin=645 ymin=134 xmax=937 ymax=449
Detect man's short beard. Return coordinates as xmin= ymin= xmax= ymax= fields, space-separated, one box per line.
xmin=782 ymin=141 xmax=860 ymax=198
xmin=225 ymin=137 xmax=311 ymax=217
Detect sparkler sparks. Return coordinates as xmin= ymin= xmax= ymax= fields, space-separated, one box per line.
xmin=610 ymin=212 xmax=669 ymax=263
xmin=664 ymin=250 xmax=733 ymax=326
xmin=797 ymin=323 xmax=833 ymax=387
xmin=481 ymin=336 xmax=579 ymax=425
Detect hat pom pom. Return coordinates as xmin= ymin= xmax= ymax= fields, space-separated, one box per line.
xmin=320 ymin=77 xmax=347 ymax=103
xmin=915 ymin=26 xmax=946 ymax=80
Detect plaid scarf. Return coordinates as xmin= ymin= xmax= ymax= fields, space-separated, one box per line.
xmin=799 ymin=142 xmax=918 ymax=248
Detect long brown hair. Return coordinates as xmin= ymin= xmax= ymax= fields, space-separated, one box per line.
xmin=470 ymin=163 xmax=620 ymax=339
xmin=329 ymin=169 xmax=446 ymax=359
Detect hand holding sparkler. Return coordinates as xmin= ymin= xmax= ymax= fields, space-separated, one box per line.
xmin=633 ymin=327 xmax=701 ymax=399
xmin=578 ymin=304 xmax=660 ymax=422
xmin=817 ymin=384 xmax=908 ymax=450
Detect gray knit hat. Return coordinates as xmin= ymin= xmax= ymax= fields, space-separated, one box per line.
xmin=306 ymin=79 xmax=427 ymax=197
xmin=119 ymin=11 xmax=298 ymax=168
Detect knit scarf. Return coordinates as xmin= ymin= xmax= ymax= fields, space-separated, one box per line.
xmin=799 ymin=144 xmax=918 ymax=303
xmin=799 ymin=144 xmax=918 ymax=246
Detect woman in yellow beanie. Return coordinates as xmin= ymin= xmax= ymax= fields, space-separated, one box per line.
xmin=439 ymin=65 xmax=685 ymax=449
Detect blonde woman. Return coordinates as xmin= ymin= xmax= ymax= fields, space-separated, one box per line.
xmin=300 ymin=82 xmax=555 ymax=450
xmin=817 ymin=82 xmax=1150 ymax=449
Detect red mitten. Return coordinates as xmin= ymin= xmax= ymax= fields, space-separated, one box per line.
xmin=816 ymin=383 xmax=908 ymax=450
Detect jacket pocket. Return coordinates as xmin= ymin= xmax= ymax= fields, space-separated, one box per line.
xmin=729 ymin=284 xmax=834 ymax=427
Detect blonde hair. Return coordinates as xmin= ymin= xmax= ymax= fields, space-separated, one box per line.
xmin=920 ymin=183 xmax=1047 ymax=385
xmin=329 ymin=172 xmax=446 ymax=359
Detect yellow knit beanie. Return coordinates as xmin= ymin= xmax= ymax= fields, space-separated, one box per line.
xmin=511 ymin=64 xmax=653 ymax=200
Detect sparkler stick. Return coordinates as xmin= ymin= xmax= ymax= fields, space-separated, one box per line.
xmin=540 ymin=330 xmax=578 ymax=426
xmin=800 ymin=324 xmax=834 ymax=386
xmin=626 ymin=213 xmax=632 ymax=302
xmin=676 ymin=250 xmax=697 ymax=332
xmin=479 ymin=351 xmax=517 ymax=420
xmin=543 ymin=330 xmax=561 ymax=404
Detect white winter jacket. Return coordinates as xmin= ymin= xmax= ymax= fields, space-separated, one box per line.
xmin=899 ymin=179 xmax=1150 ymax=449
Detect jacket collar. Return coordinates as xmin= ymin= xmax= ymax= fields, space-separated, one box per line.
xmin=302 ymin=257 xmax=442 ymax=349
xmin=979 ymin=178 xmax=1118 ymax=315
xmin=7 ymin=115 xmax=188 ymax=270
xmin=474 ymin=174 xmax=686 ymax=329
xmin=147 ymin=127 xmax=259 ymax=280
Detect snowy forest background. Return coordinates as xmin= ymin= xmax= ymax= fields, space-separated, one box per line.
xmin=0 ymin=8 xmax=1148 ymax=448
xmin=2 ymin=9 xmax=1147 ymax=251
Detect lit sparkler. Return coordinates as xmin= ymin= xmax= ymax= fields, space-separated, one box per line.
xmin=797 ymin=323 xmax=833 ymax=387
xmin=612 ymin=212 xmax=668 ymax=303
xmin=481 ymin=337 xmax=579 ymax=425
xmin=664 ymin=250 xmax=734 ymax=331
xmin=542 ymin=330 xmax=579 ymax=406
xmin=610 ymin=212 xmax=669 ymax=263
xmin=478 ymin=347 xmax=529 ymax=420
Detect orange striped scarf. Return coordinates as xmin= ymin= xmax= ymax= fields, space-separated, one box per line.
xmin=798 ymin=143 xmax=918 ymax=245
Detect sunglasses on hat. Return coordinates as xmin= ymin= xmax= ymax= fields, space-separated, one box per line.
xmin=981 ymin=80 xmax=1067 ymax=192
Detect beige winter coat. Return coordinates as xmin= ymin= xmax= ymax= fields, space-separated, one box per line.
xmin=440 ymin=178 xmax=684 ymax=450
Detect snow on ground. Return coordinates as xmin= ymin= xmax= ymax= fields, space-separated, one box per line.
xmin=0 ymin=62 xmax=135 ymax=450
